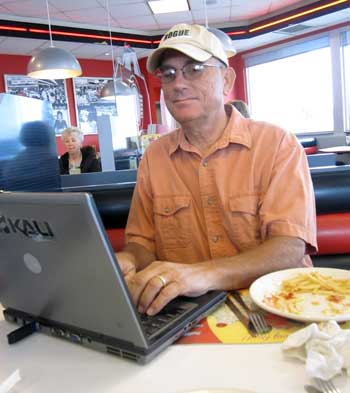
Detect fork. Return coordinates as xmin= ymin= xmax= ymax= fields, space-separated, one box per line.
xmin=314 ymin=378 xmax=341 ymax=393
xmin=229 ymin=291 xmax=272 ymax=334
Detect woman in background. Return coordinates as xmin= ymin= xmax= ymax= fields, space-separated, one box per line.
xmin=230 ymin=99 xmax=251 ymax=118
xmin=59 ymin=127 xmax=101 ymax=175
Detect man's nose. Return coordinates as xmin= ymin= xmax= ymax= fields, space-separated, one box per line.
xmin=171 ymin=69 xmax=188 ymax=87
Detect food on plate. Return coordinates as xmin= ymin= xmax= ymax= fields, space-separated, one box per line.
xmin=263 ymin=271 xmax=350 ymax=316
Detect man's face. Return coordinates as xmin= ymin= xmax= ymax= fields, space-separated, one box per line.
xmin=159 ymin=51 xmax=227 ymax=125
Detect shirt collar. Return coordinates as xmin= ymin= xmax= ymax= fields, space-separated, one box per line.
xmin=168 ymin=104 xmax=252 ymax=156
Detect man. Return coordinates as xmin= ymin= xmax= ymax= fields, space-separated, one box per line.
xmin=117 ymin=23 xmax=317 ymax=316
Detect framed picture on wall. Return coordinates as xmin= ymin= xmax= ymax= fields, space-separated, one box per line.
xmin=4 ymin=74 xmax=70 ymax=135
xmin=72 ymin=77 xmax=117 ymax=135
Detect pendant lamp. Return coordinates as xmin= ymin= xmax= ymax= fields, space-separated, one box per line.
xmin=100 ymin=73 xmax=134 ymax=100
xmin=100 ymin=0 xmax=133 ymax=100
xmin=27 ymin=0 xmax=81 ymax=79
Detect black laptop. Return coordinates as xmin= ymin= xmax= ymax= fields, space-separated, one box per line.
xmin=0 ymin=191 xmax=226 ymax=363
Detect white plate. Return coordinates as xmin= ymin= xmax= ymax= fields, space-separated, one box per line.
xmin=249 ymin=267 xmax=350 ymax=322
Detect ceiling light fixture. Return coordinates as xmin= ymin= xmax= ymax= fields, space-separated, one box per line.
xmin=249 ymin=0 xmax=348 ymax=33
xmin=100 ymin=0 xmax=133 ymax=100
xmin=28 ymin=28 xmax=153 ymax=44
xmin=0 ymin=0 xmax=346 ymax=47
xmin=148 ymin=0 xmax=189 ymax=14
xmin=27 ymin=0 xmax=82 ymax=79
xmin=0 ymin=26 xmax=27 ymax=32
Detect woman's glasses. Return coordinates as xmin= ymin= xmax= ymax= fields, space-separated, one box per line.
xmin=155 ymin=62 xmax=224 ymax=84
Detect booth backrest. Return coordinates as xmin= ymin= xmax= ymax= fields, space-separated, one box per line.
xmin=311 ymin=168 xmax=350 ymax=214
xmin=298 ymin=137 xmax=318 ymax=155
xmin=89 ymin=166 xmax=350 ymax=266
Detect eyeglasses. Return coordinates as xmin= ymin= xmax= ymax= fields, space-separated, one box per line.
xmin=155 ymin=62 xmax=224 ymax=84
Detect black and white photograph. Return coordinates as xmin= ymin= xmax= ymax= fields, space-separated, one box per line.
xmin=4 ymin=74 xmax=70 ymax=135
xmin=72 ymin=77 xmax=117 ymax=135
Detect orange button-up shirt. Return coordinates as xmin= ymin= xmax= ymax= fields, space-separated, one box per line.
xmin=125 ymin=106 xmax=317 ymax=266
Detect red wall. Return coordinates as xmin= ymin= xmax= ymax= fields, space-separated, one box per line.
xmin=228 ymin=54 xmax=247 ymax=102
xmin=0 ymin=54 xmax=158 ymax=155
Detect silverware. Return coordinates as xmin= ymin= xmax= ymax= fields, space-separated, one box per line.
xmin=313 ymin=378 xmax=341 ymax=393
xmin=225 ymin=297 xmax=257 ymax=337
xmin=230 ymin=291 xmax=272 ymax=335
xmin=305 ymin=385 xmax=322 ymax=393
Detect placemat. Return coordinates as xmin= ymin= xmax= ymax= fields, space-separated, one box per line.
xmin=176 ymin=291 xmax=350 ymax=345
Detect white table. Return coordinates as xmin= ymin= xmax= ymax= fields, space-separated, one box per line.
xmin=318 ymin=146 xmax=350 ymax=154
xmin=0 ymin=310 xmax=348 ymax=393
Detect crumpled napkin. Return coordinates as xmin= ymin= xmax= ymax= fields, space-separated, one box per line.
xmin=282 ymin=320 xmax=350 ymax=380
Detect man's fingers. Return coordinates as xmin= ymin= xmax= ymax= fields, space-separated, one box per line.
xmin=136 ymin=274 xmax=169 ymax=313
xmin=124 ymin=269 xmax=136 ymax=281
xmin=146 ymin=282 xmax=181 ymax=316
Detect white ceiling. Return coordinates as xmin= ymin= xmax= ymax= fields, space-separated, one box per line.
xmin=0 ymin=0 xmax=348 ymax=60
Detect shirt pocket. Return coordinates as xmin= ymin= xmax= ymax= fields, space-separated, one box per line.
xmin=153 ymin=196 xmax=191 ymax=249
xmin=224 ymin=195 xmax=261 ymax=251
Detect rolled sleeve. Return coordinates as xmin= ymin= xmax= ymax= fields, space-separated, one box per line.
xmin=259 ymin=133 xmax=318 ymax=254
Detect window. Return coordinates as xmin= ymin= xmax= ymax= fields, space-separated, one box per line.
xmin=245 ymin=30 xmax=349 ymax=135
xmin=341 ymin=31 xmax=350 ymax=132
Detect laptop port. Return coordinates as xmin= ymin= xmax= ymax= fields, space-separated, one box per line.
xmin=68 ymin=333 xmax=81 ymax=343
xmin=83 ymin=336 xmax=92 ymax=344
xmin=51 ymin=328 xmax=65 ymax=337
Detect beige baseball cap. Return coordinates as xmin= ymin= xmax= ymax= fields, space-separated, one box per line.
xmin=147 ymin=23 xmax=230 ymax=73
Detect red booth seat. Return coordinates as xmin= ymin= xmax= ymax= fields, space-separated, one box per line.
xmin=304 ymin=146 xmax=318 ymax=155
xmin=106 ymin=228 xmax=125 ymax=252
xmin=316 ymin=213 xmax=350 ymax=255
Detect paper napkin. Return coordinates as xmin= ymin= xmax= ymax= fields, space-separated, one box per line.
xmin=282 ymin=320 xmax=350 ymax=380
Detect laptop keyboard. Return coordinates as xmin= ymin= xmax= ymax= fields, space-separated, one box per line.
xmin=139 ymin=300 xmax=197 ymax=339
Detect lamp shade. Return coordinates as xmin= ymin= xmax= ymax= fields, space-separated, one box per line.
xmin=27 ymin=47 xmax=82 ymax=79
xmin=100 ymin=79 xmax=134 ymax=101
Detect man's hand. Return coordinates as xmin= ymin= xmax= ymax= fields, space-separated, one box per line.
xmin=125 ymin=261 xmax=213 ymax=316
xmin=115 ymin=251 xmax=137 ymax=280
xmin=115 ymin=243 xmax=156 ymax=280
xmin=118 ymin=236 xmax=306 ymax=316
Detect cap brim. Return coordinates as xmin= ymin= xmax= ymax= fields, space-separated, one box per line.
xmin=146 ymin=43 xmax=212 ymax=73
xmin=226 ymin=48 xmax=237 ymax=58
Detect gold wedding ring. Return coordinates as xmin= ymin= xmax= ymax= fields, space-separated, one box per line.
xmin=155 ymin=274 xmax=167 ymax=287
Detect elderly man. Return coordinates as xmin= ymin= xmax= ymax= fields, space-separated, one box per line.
xmin=117 ymin=23 xmax=317 ymax=316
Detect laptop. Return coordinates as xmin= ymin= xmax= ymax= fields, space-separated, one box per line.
xmin=0 ymin=191 xmax=226 ymax=363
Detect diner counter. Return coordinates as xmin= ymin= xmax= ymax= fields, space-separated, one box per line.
xmin=0 ymin=309 xmax=348 ymax=393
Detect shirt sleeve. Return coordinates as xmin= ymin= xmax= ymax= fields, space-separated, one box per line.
xmin=125 ymin=151 xmax=156 ymax=253
xmin=259 ymin=132 xmax=318 ymax=254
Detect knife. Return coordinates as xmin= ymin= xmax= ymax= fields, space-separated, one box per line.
xmin=225 ymin=296 xmax=257 ymax=337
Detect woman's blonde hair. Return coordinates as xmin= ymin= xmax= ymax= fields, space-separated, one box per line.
xmin=61 ymin=127 xmax=84 ymax=143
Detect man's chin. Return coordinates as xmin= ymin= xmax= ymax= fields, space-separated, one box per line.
xmin=168 ymin=108 xmax=200 ymax=123
xmin=173 ymin=113 xmax=201 ymax=125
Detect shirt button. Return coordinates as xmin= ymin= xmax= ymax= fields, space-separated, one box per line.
xmin=203 ymin=161 xmax=208 ymax=167
xmin=212 ymin=235 xmax=219 ymax=243
xmin=207 ymin=197 xmax=214 ymax=205
xmin=164 ymin=208 xmax=170 ymax=214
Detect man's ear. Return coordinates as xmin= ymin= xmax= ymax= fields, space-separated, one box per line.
xmin=223 ymin=67 xmax=236 ymax=97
